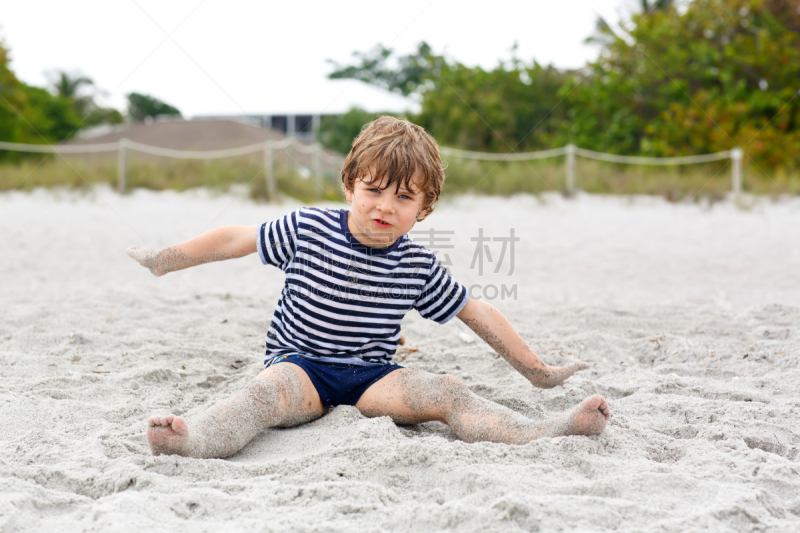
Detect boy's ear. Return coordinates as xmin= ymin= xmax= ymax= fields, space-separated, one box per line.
xmin=416 ymin=204 xmax=434 ymax=222
xmin=345 ymin=188 xmax=353 ymax=203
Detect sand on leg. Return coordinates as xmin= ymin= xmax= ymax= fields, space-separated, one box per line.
xmin=355 ymin=369 xmax=610 ymax=445
xmin=147 ymin=362 xmax=326 ymax=458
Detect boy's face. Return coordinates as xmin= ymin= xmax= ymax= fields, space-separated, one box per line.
xmin=345 ymin=168 xmax=425 ymax=248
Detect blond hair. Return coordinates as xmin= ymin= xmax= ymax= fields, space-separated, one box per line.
xmin=341 ymin=116 xmax=445 ymax=220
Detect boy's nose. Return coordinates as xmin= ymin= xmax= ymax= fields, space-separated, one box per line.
xmin=377 ymin=198 xmax=395 ymax=214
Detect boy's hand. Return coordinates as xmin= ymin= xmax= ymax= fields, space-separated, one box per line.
xmin=526 ymin=361 xmax=590 ymax=389
xmin=458 ymin=300 xmax=593 ymax=390
xmin=126 ymin=226 xmax=256 ymax=277
xmin=127 ymin=246 xmax=167 ymax=277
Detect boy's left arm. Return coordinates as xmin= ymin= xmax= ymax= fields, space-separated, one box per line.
xmin=457 ymin=297 xmax=589 ymax=389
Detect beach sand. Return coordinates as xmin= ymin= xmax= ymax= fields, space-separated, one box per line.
xmin=1 ymin=186 xmax=799 ymax=532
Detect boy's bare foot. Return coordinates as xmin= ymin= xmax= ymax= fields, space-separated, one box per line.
xmin=548 ymin=395 xmax=610 ymax=437
xmin=147 ymin=414 xmax=193 ymax=456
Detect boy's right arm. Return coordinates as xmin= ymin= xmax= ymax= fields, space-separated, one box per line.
xmin=127 ymin=225 xmax=258 ymax=276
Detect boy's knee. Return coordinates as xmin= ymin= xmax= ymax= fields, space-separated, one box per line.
xmin=255 ymin=364 xmax=310 ymax=410
xmin=244 ymin=376 xmax=281 ymax=409
xmin=434 ymin=374 xmax=474 ymax=414
xmin=437 ymin=374 xmax=466 ymax=390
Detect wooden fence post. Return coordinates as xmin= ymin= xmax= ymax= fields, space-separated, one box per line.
xmin=731 ymin=148 xmax=743 ymax=203
xmin=117 ymin=138 xmax=128 ymax=193
xmin=313 ymin=143 xmax=322 ymax=187
xmin=264 ymin=141 xmax=276 ymax=201
xmin=565 ymin=144 xmax=576 ymax=196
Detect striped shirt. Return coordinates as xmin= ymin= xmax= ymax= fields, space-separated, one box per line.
xmin=257 ymin=207 xmax=469 ymax=366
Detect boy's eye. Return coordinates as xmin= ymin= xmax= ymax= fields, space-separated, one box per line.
xmin=364 ymin=185 xmax=412 ymax=200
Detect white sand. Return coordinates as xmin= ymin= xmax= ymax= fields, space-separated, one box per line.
xmin=1 ymin=186 xmax=799 ymax=532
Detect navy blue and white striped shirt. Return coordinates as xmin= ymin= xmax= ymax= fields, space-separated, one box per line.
xmin=257 ymin=207 xmax=469 ymax=366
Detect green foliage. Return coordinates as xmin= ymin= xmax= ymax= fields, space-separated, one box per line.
xmin=328 ymin=42 xmax=445 ymax=97
xmin=564 ymin=0 xmax=800 ymax=172
xmin=584 ymin=0 xmax=675 ymax=46
xmin=48 ymin=70 xmax=124 ymax=128
xmin=0 ymin=42 xmax=32 ymax=144
xmin=83 ymin=106 xmax=124 ymax=127
xmin=48 ymin=71 xmax=93 ymax=104
xmin=0 ymin=42 xmax=123 ymax=162
xmin=127 ymin=92 xmax=181 ymax=122
xmin=317 ymin=108 xmax=393 ymax=154
xmin=329 ymin=0 xmax=800 ymax=176
xmin=18 ymin=84 xmax=82 ymax=142
xmin=640 ymin=0 xmax=676 ymax=12
xmin=327 ymin=44 xmax=569 ymax=153
xmin=417 ymin=60 xmax=569 ymax=152
xmin=0 ymin=43 xmax=82 ymax=165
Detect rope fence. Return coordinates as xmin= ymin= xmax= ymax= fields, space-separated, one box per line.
xmin=0 ymin=138 xmax=344 ymax=197
xmin=0 ymin=139 xmax=744 ymax=200
xmin=440 ymin=144 xmax=744 ymax=199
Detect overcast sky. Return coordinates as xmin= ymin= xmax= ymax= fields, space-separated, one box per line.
xmin=1 ymin=1 xmax=628 ymax=116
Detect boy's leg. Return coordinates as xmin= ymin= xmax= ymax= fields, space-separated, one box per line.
xmin=355 ymin=369 xmax=610 ymax=445
xmin=147 ymin=362 xmax=326 ymax=458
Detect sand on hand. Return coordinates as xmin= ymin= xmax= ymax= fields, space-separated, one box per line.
xmin=1 ymin=187 xmax=799 ymax=531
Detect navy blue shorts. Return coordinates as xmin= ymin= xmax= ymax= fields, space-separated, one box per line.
xmin=272 ymin=355 xmax=403 ymax=408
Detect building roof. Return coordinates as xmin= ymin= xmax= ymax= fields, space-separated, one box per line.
xmin=65 ymin=119 xmax=345 ymax=171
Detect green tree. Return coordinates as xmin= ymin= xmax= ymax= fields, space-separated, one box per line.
xmin=20 ymin=84 xmax=83 ymax=141
xmin=564 ymin=0 xmax=800 ymax=170
xmin=0 ymin=40 xmax=81 ymax=151
xmin=416 ymin=59 xmax=569 ymax=152
xmin=0 ymin=39 xmax=28 ymax=143
xmin=47 ymin=70 xmax=123 ymax=128
xmin=127 ymin=92 xmax=181 ymax=122
xmin=83 ymin=106 xmax=124 ymax=127
xmin=328 ymin=42 xmax=445 ymax=97
xmin=585 ymin=1 xmax=676 ymax=47
xmin=48 ymin=71 xmax=93 ymax=113
xmin=328 ymin=43 xmax=568 ymax=152
xmin=332 ymin=0 xmax=800 ymax=170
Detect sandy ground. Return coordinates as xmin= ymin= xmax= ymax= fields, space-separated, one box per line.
xmin=1 ymin=186 xmax=799 ymax=532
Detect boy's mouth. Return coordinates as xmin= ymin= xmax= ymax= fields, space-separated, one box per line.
xmin=373 ymin=218 xmax=391 ymax=227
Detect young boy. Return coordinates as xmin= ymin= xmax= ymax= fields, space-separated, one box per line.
xmin=127 ymin=116 xmax=610 ymax=459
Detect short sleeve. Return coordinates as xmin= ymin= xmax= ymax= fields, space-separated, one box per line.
xmin=257 ymin=209 xmax=299 ymax=271
xmin=413 ymin=254 xmax=469 ymax=324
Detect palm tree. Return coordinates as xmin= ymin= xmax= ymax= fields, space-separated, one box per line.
xmin=640 ymin=0 xmax=675 ymax=11
xmin=48 ymin=71 xmax=94 ymax=117
xmin=584 ymin=15 xmax=621 ymax=47
xmin=585 ymin=0 xmax=675 ymax=47
xmin=49 ymin=71 xmax=93 ymax=98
